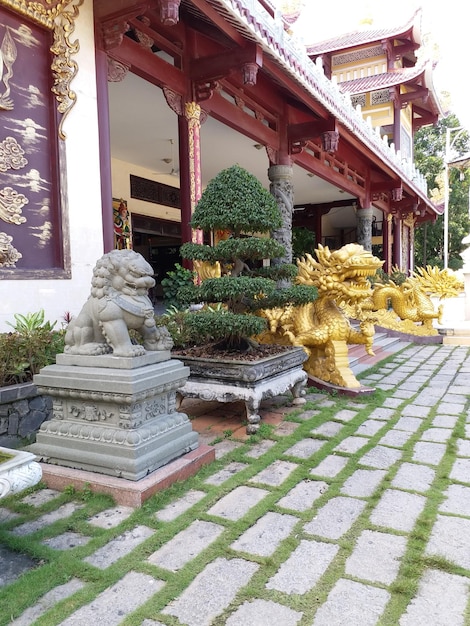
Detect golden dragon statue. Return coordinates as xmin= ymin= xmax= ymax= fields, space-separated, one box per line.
xmin=354 ymin=265 xmax=464 ymax=336
xmin=259 ymin=244 xmax=383 ymax=389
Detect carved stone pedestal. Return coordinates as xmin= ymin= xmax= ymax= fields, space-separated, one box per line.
xmin=177 ymin=347 xmax=308 ymax=434
xmin=30 ymin=352 xmax=198 ymax=481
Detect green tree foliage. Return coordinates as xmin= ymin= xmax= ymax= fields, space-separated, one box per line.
xmin=179 ymin=164 xmax=317 ymax=351
xmin=414 ymin=114 xmax=470 ymax=269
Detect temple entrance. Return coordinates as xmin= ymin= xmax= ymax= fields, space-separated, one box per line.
xmin=131 ymin=215 xmax=181 ymax=301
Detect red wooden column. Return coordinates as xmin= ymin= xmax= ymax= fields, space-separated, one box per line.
xmin=185 ymin=101 xmax=203 ymax=244
xmin=383 ymin=214 xmax=392 ymax=273
xmin=392 ymin=216 xmax=402 ymax=268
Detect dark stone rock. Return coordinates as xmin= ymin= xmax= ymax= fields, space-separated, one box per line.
xmin=7 ymin=413 xmax=19 ymax=435
xmin=18 ymin=409 xmax=47 ymax=439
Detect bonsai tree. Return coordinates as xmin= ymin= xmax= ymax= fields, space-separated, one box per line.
xmin=179 ymin=164 xmax=317 ymax=352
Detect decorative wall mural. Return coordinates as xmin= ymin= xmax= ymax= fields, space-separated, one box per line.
xmin=0 ymin=186 xmax=28 ymax=224
xmin=0 ymin=231 xmax=21 ymax=266
xmin=0 ymin=1 xmax=82 ymax=277
xmin=0 ymin=27 xmax=16 ymax=110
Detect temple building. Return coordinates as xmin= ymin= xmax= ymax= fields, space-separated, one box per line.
xmin=0 ymin=0 xmax=443 ymax=329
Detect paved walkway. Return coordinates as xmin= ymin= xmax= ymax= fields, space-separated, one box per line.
xmin=1 ymin=343 xmax=470 ymax=625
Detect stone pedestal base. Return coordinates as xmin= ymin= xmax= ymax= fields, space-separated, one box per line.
xmin=30 ymin=353 xmax=199 ymax=481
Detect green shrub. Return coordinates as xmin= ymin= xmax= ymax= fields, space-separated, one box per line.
xmin=160 ymin=263 xmax=196 ymax=308
xmin=0 ymin=310 xmax=65 ymax=387
xmin=180 ymin=164 xmax=318 ymax=351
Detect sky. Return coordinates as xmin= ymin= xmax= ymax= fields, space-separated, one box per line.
xmin=289 ymin=0 xmax=470 ymax=132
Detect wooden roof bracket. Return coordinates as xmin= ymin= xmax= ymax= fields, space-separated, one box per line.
xmin=190 ymin=43 xmax=263 ymax=102
xmin=288 ymin=117 xmax=338 ymax=154
xmin=371 ymin=180 xmax=403 ymax=202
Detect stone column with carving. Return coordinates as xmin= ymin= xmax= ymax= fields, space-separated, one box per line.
xmin=268 ymin=164 xmax=294 ymax=265
xmin=185 ymin=102 xmax=203 ymax=244
xmin=356 ymin=206 xmax=373 ymax=252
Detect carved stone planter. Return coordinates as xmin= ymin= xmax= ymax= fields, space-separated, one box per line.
xmin=176 ymin=346 xmax=308 ymax=433
xmin=0 ymin=447 xmax=42 ymax=499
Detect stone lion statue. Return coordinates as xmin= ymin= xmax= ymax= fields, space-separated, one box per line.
xmin=65 ymin=249 xmax=173 ymax=357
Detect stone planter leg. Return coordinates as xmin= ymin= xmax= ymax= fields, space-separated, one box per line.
xmin=246 ymin=397 xmax=261 ymax=434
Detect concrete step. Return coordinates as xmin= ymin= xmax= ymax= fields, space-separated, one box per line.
xmin=348 ymin=332 xmax=411 ymax=375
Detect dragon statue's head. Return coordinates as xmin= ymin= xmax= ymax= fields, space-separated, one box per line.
xmin=296 ymin=243 xmax=383 ymax=304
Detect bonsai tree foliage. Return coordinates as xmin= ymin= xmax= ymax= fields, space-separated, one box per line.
xmin=179 ymin=164 xmax=317 ymax=352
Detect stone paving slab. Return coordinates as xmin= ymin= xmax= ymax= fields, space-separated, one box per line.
xmin=368 ymin=407 xmax=396 ymax=421
xmin=84 ymin=525 xmax=154 ymax=569
xmin=250 ymin=460 xmax=298 ymax=486
xmin=401 ymin=404 xmax=431 ymax=418
xmin=155 ymin=489 xmax=206 ymax=522
xmin=359 ymin=445 xmax=402 ymax=469
xmin=42 ymin=531 xmax=91 ymax=550
xmin=310 ymin=455 xmax=349 ymax=478
xmin=148 ymin=520 xmax=223 ymax=571
xmin=450 ymin=457 xmax=470 ymax=482
xmin=87 ymin=505 xmax=134 ymax=528
xmin=341 ymin=468 xmax=387 ymax=498
xmin=439 ymin=484 xmax=470 ymax=516
xmin=426 ymin=514 xmax=470 ymax=570
xmin=378 ymin=429 xmax=412 ymax=448
xmin=304 ymin=496 xmax=366 ymax=540
xmin=60 ymin=571 xmax=164 ymax=626
xmin=204 ymin=462 xmax=248 ymax=486
xmin=394 ymin=416 xmax=423 ymax=432
xmin=399 ymin=569 xmax=470 ymax=626
xmin=312 ymin=578 xmax=390 ymax=626
xmin=420 ymin=427 xmax=453 ymax=443
xmin=207 ymin=485 xmax=269 ymax=520
xmin=9 ymin=579 xmax=85 ymax=626
xmin=433 ymin=414 xmax=459 ymax=428
xmin=334 ymin=435 xmax=369 ymax=454
xmin=370 ymin=489 xmax=426 ymax=532
xmin=162 ymin=557 xmax=259 ymax=626
xmin=0 ymin=544 xmax=36 ymax=587
xmin=244 ymin=439 xmax=276 ymax=458
xmin=11 ymin=502 xmax=84 ymax=536
xmin=356 ymin=419 xmax=386 ymax=436
xmin=230 ymin=512 xmax=298 ymax=556
xmin=345 ymin=529 xmax=407 ymax=584
xmin=392 ymin=462 xmax=436 ymax=493
xmin=226 ymin=599 xmax=302 ymax=626
xmin=277 ymin=480 xmax=328 ymax=512
xmin=332 ymin=409 xmax=358 ymax=422
xmin=310 ymin=421 xmax=343 ymax=437
xmin=266 ymin=539 xmax=339 ymax=594
xmin=284 ymin=438 xmax=325 ymax=459
xmin=456 ymin=438 xmax=470 ymax=457
xmin=20 ymin=489 xmax=60 ymax=507
xmin=412 ymin=441 xmax=446 ymax=465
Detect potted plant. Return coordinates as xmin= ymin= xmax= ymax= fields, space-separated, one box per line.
xmin=174 ymin=164 xmax=318 ymax=433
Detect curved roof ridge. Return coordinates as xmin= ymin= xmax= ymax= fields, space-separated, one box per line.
xmin=305 ymin=8 xmax=422 ymax=56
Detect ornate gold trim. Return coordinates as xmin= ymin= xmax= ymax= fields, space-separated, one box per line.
xmin=0 ymin=0 xmax=84 ymax=139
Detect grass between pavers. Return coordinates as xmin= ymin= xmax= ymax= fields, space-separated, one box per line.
xmin=0 ymin=344 xmax=469 ymax=625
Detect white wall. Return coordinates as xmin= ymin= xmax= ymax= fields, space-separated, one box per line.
xmin=0 ymin=1 xmax=104 ymax=331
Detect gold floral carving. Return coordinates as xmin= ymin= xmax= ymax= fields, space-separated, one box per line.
xmin=1 ymin=0 xmax=84 ymax=139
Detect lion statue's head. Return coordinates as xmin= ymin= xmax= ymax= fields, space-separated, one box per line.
xmin=90 ymin=249 xmax=155 ymax=300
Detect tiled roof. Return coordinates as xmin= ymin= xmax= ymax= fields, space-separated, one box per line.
xmin=338 ymin=62 xmax=428 ymax=95
xmin=305 ymin=9 xmax=421 ymax=56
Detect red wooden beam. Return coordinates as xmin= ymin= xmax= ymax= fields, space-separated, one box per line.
xmin=109 ymin=36 xmax=186 ymax=93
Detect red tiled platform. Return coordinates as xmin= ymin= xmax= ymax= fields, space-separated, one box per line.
xmin=40 ymin=445 xmax=214 ymax=507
